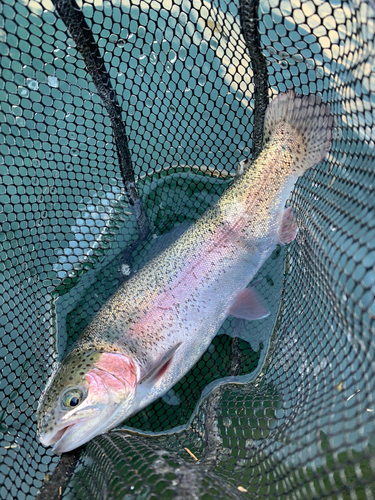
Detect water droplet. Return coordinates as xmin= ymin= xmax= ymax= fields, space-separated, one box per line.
xmin=46 ymin=152 xmax=54 ymax=160
xmin=162 ymin=388 xmax=180 ymax=405
xmin=162 ymin=39 xmax=170 ymax=54
xmin=165 ymin=62 xmax=173 ymax=74
xmin=127 ymin=33 xmax=136 ymax=44
xmin=152 ymin=41 xmax=160 ymax=53
xmin=137 ymin=66 xmax=145 ymax=76
xmin=306 ymin=58 xmax=315 ymax=69
xmin=315 ymin=67 xmax=324 ymax=79
xmin=332 ymin=127 xmax=342 ymax=140
xmin=184 ymin=87 xmax=192 ymax=97
xmin=279 ymin=51 xmax=289 ymax=59
xmin=137 ymin=26 xmax=146 ymax=38
xmin=139 ymin=54 xmax=147 ymax=64
xmin=178 ymin=47 xmax=187 ymax=61
xmin=15 ymin=117 xmax=25 ymax=127
xmin=194 ymin=146 xmax=201 ymax=153
xmin=32 ymin=159 xmax=40 ymax=167
xmin=145 ymin=98 xmax=153 ymax=108
xmin=198 ymin=75 xmax=206 ymax=86
xmin=280 ymin=60 xmax=288 ymax=69
xmin=339 ymin=153 xmax=347 ymax=165
xmin=0 ymin=29 xmax=7 ymax=43
xmin=150 ymin=52 xmax=157 ymax=65
xmin=47 ymin=76 xmax=59 ymax=88
xmin=168 ymin=50 xmax=177 ymax=64
xmin=117 ymin=39 xmax=126 ymax=47
xmin=71 ymin=149 xmax=79 ymax=156
xmin=292 ymin=53 xmax=303 ymax=63
xmin=12 ymin=106 xmax=22 ymax=116
xmin=27 ymin=79 xmax=39 ymax=90
xmin=179 ymin=12 xmax=188 ymax=26
xmin=169 ymin=105 xmax=176 ymax=114
xmin=121 ymin=264 xmax=131 ymax=276
xmin=108 ymin=34 xmax=118 ymax=43
xmin=66 ymin=163 xmax=74 ymax=171
xmin=18 ymin=87 xmax=29 ymax=97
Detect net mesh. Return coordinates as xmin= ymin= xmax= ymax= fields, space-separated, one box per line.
xmin=0 ymin=0 xmax=374 ymax=498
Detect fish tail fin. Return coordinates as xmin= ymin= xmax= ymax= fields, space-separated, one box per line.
xmin=263 ymin=90 xmax=334 ymax=172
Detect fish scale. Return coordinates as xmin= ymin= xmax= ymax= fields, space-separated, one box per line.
xmin=37 ymin=91 xmax=333 ymax=453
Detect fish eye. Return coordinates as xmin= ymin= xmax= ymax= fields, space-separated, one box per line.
xmin=62 ymin=389 xmax=83 ymax=409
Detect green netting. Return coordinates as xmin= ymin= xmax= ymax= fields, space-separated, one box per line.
xmin=0 ymin=0 xmax=374 ymax=499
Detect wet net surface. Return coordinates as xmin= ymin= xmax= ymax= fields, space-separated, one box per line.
xmin=0 ymin=0 xmax=374 ymax=498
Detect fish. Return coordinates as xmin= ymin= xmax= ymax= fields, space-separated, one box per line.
xmin=37 ymin=91 xmax=333 ymax=453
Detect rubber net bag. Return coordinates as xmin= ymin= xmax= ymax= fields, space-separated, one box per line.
xmin=0 ymin=0 xmax=374 ymax=498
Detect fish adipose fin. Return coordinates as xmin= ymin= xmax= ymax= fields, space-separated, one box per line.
xmin=278 ymin=207 xmax=298 ymax=245
xmin=228 ymin=287 xmax=270 ymax=321
xmin=139 ymin=343 xmax=182 ymax=386
xmin=263 ymin=90 xmax=333 ymax=173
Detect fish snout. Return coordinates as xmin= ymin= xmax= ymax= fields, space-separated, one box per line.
xmin=38 ymin=411 xmax=55 ymax=434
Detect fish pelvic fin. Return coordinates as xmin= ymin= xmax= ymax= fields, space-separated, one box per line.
xmin=228 ymin=286 xmax=270 ymax=321
xmin=263 ymin=91 xmax=334 ymax=173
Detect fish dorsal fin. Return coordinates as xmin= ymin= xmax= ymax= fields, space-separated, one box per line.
xmin=228 ymin=287 xmax=270 ymax=321
xmin=139 ymin=343 xmax=182 ymax=386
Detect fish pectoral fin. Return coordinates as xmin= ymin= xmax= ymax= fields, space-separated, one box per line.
xmin=228 ymin=287 xmax=270 ymax=321
xmin=139 ymin=342 xmax=182 ymax=386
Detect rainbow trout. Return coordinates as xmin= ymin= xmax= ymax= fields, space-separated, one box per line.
xmin=37 ymin=91 xmax=333 ymax=452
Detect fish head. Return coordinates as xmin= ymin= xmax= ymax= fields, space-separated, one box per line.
xmin=37 ymin=348 xmax=138 ymax=453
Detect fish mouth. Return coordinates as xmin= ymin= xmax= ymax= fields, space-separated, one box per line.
xmin=48 ymin=402 xmax=134 ymax=453
xmin=50 ymin=425 xmax=74 ymax=447
xmin=38 ymin=416 xmax=92 ymax=452
xmin=51 ymin=422 xmax=86 ymax=453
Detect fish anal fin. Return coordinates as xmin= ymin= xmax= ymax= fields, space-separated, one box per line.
xmin=228 ymin=287 xmax=269 ymax=321
xmin=140 ymin=343 xmax=182 ymax=386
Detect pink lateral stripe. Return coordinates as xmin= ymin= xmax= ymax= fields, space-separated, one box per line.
xmin=129 ymin=223 xmax=249 ymax=338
